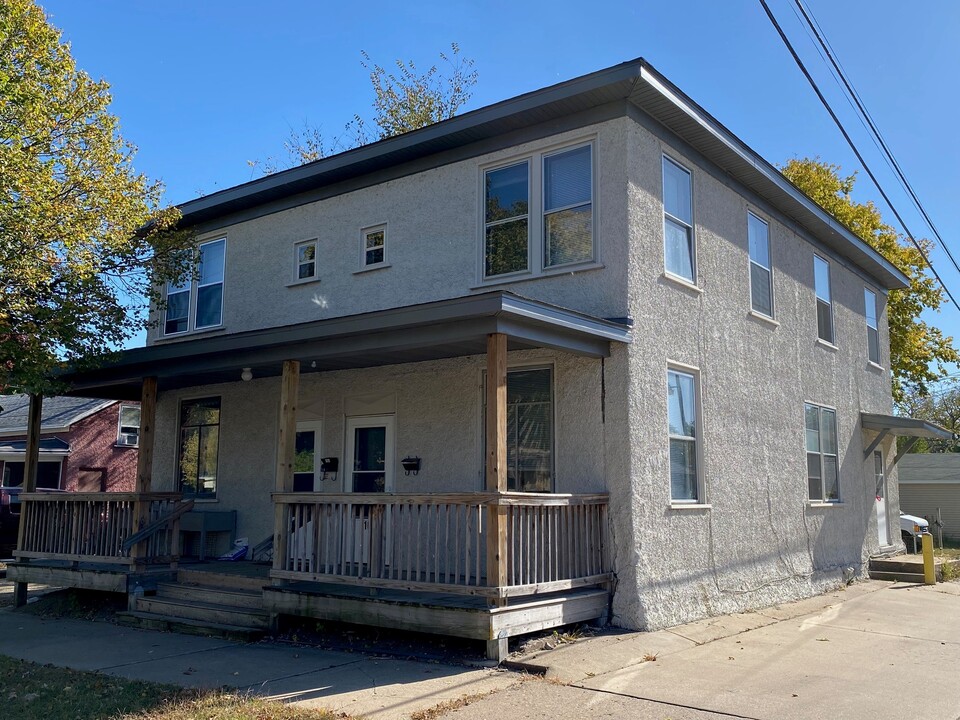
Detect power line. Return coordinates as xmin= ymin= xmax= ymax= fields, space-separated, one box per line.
xmin=757 ymin=0 xmax=960 ymax=313
xmin=792 ymin=0 xmax=960 ymax=282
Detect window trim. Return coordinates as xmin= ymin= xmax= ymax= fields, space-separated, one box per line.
xmin=292 ymin=238 xmax=319 ymax=284
xmin=813 ymin=254 xmax=835 ymax=345
xmin=804 ymin=401 xmax=840 ymax=503
xmin=666 ymin=362 xmax=703 ymax=505
xmin=864 ymin=286 xmax=881 ymax=366
xmin=662 ymin=154 xmax=697 ymax=285
xmin=479 ymin=138 xmax=597 ymax=283
xmin=116 ymin=404 xmax=141 ymax=448
xmin=163 ymin=236 xmax=227 ymax=337
xmin=747 ymin=210 xmax=774 ymax=319
xmin=176 ymin=395 xmax=222 ymax=499
xmin=359 ymin=223 xmax=388 ymax=271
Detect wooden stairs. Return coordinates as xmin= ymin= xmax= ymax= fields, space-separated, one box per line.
xmin=118 ymin=566 xmax=270 ymax=641
xmin=868 ymin=555 xmax=932 ymax=584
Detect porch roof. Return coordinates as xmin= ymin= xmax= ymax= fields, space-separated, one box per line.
xmin=861 ymin=412 xmax=952 ymax=440
xmin=61 ymin=291 xmax=631 ymax=400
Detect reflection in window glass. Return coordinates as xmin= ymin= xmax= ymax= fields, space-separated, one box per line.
xmin=663 ymin=157 xmax=694 ymax=282
xmin=485 ymin=162 xmax=529 ymax=276
xmin=179 ymin=397 xmax=220 ymax=497
xmin=668 ymin=369 xmax=699 ymax=502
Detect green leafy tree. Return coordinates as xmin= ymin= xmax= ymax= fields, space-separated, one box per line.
xmin=781 ymin=158 xmax=958 ymax=401
xmin=0 ymin=0 xmax=192 ymax=395
xmin=254 ymin=44 xmax=477 ymax=172
xmin=896 ymin=382 xmax=960 ymax=453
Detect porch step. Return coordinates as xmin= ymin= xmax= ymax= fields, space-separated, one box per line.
xmin=155 ymin=582 xmax=264 ymax=609
xmin=117 ymin=611 xmax=265 ymax=642
xmin=868 ymin=570 xmax=927 ymax=583
xmin=176 ymin=567 xmax=267 ymax=593
xmin=135 ymin=596 xmax=271 ymax=629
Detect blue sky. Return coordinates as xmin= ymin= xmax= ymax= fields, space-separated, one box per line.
xmin=39 ymin=0 xmax=960 ymax=359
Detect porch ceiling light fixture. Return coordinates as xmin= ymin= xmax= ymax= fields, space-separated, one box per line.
xmin=401 ymin=456 xmax=421 ymax=476
xmin=241 ymin=367 xmax=253 ymax=382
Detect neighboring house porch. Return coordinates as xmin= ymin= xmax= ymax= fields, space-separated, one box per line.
xmin=8 ymin=292 xmax=630 ymax=660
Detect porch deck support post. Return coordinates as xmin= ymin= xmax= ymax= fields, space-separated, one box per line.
xmin=14 ymin=393 xmax=42 ymax=607
xmin=272 ymin=360 xmax=299 ymax=586
xmin=485 ymin=333 xmax=509 ymax=661
xmin=131 ymin=377 xmax=157 ymax=571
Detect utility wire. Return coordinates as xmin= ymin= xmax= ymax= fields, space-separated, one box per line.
xmin=757 ymin=0 xmax=960 ymax=312
xmin=792 ymin=0 xmax=960 ymax=281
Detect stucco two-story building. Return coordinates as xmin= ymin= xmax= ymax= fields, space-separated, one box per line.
xmin=11 ymin=58 xmax=947 ymax=657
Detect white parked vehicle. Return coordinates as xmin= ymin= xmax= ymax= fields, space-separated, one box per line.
xmin=900 ymin=513 xmax=929 ymax=551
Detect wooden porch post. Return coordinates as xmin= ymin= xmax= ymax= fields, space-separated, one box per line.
xmin=14 ymin=393 xmax=42 ymax=607
xmin=485 ymin=333 xmax=509 ymax=660
xmin=272 ymin=360 xmax=299 ymax=580
xmin=131 ymin=377 xmax=157 ymax=570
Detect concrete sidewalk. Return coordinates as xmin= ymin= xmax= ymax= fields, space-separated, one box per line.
xmin=474 ymin=580 xmax=960 ymax=720
xmin=0 ymin=609 xmax=517 ymax=719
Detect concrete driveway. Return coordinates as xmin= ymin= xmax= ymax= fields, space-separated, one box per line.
xmin=454 ymin=580 xmax=960 ymax=720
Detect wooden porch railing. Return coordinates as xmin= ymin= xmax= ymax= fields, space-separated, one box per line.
xmin=15 ymin=492 xmax=186 ymax=566
xmin=271 ymin=492 xmax=610 ymax=598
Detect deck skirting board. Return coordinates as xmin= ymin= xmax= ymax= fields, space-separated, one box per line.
xmin=263 ymin=586 xmax=608 ymax=641
xmin=7 ymin=563 xmax=129 ymax=594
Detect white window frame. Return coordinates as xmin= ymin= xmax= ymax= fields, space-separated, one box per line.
xmin=804 ymin=402 xmax=840 ymax=503
xmin=747 ymin=211 xmax=774 ymax=318
xmin=813 ymin=254 xmax=834 ymax=345
xmin=667 ymin=363 xmax=703 ymax=504
xmin=293 ymin=238 xmax=319 ymax=283
xmin=864 ymin=287 xmax=881 ymax=366
xmin=479 ymin=139 xmax=597 ymax=283
xmin=662 ymin=154 xmax=696 ymax=285
xmin=359 ymin=224 xmax=388 ymax=271
xmin=116 ymin=404 xmax=141 ymax=447
xmin=163 ymin=236 xmax=226 ymax=336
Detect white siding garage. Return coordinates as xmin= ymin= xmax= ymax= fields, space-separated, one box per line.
xmin=899 ymin=454 xmax=960 ymax=542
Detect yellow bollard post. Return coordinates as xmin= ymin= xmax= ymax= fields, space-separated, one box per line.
xmin=922 ymin=533 xmax=936 ymax=585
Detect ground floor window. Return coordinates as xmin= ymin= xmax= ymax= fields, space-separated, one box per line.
xmin=485 ymin=366 xmax=554 ymax=492
xmin=178 ymin=397 xmax=221 ymax=498
xmin=1 ymin=460 xmax=62 ymax=489
xmin=805 ymin=403 xmax=839 ymax=501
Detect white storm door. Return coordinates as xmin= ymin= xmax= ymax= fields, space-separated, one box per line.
xmin=293 ymin=421 xmax=323 ymax=492
xmin=874 ymin=451 xmax=889 ymax=546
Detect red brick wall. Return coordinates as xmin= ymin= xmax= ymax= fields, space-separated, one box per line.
xmin=0 ymin=403 xmax=139 ymax=492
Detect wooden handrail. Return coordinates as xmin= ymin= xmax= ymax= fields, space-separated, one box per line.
xmin=19 ymin=492 xmax=183 ymax=503
xmin=121 ymin=499 xmax=195 ymax=551
xmin=271 ymin=491 xmax=609 ymax=506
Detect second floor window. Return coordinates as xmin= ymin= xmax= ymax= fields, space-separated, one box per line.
xmin=483 ymin=142 xmax=594 ymax=280
xmin=362 ymin=225 xmax=387 ymax=268
xmin=663 ymin=156 xmax=695 ymax=283
xmin=814 ymin=255 xmax=834 ymax=344
xmin=748 ymin=212 xmax=773 ymax=317
xmin=865 ymin=287 xmax=880 ymax=364
xmin=295 ymin=239 xmax=318 ymax=280
xmin=164 ymin=237 xmax=225 ymax=335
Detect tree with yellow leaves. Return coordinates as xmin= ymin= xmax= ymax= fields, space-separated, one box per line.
xmin=0 ymin=0 xmax=192 ymax=395
xmin=782 ymin=158 xmax=958 ymax=401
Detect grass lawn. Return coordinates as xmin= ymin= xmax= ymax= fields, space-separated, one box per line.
xmin=0 ymin=656 xmax=347 ymax=720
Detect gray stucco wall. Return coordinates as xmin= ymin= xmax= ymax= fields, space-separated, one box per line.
xmin=609 ymin=116 xmax=899 ymax=630
xmin=147 ymin=117 xmax=631 ymax=345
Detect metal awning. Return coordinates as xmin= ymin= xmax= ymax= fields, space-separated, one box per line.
xmin=861 ymin=412 xmax=953 ymax=464
xmin=0 ymin=437 xmax=70 ymax=456
xmin=60 ymin=291 xmax=632 ymax=401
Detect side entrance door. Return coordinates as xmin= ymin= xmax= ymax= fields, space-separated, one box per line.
xmin=344 ymin=415 xmax=395 ymax=568
xmin=874 ymin=450 xmax=889 ymax=547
